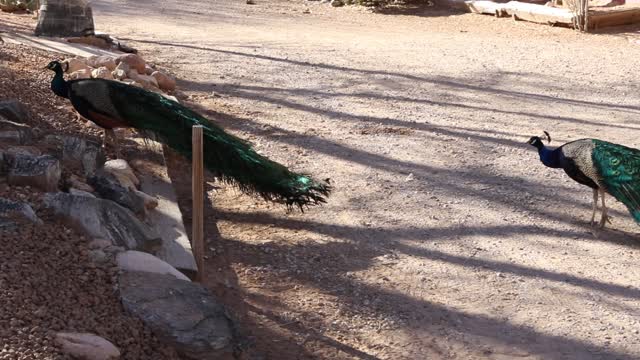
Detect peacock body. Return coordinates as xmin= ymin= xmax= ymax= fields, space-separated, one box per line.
xmin=46 ymin=60 xmax=330 ymax=209
xmin=528 ymin=132 xmax=640 ymax=228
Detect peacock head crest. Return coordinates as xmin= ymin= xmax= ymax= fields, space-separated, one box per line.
xmin=527 ymin=131 xmax=551 ymax=148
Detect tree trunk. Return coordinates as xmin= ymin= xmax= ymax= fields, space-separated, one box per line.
xmin=34 ymin=0 xmax=94 ymax=37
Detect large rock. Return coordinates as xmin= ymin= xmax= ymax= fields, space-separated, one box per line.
xmin=7 ymin=154 xmax=60 ymax=192
xmin=5 ymin=146 xmax=41 ymax=157
xmin=116 ymin=251 xmax=190 ymax=281
xmin=0 ymin=198 xmax=42 ymax=228
xmin=119 ymin=272 xmax=235 ymax=359
xmin=0 ymin=99 xmax=29 ymax=123
xmin=87 ymin=55 xmax=116 ymax=71
xmin=45 ymin=135 xmax=105 ymax=175
xmin=102 ymin=159 xmax=139 ymax=189
xmin=43 ymin=193 xmax=161 ymax=252
xmin=92 ymin=67 xmax=114 ymax=80
xmin=116 ymin=53 xmax=146 ymax=74
xmin=55 ymin=332 xmax=120 ymax=360
xmin=87 ymin=170 xmax=145 ymax=215
xmin=70 ymin=69 xmax=92 ymax=80
xmin=128 ymin=70 xmax=159 ymax=90
xmin=151 ymin=71 xmax=176 ymax=92
xmin=63 ymin=58 xmax=91 ymax=74
xmin=0 ymin=118 xmax=35 ymax=145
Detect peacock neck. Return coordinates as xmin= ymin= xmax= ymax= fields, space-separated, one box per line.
xmin=51 ymin=69 xmax=69 ymax=99
xmin=538 ymin=145 xmax=562 ymax=168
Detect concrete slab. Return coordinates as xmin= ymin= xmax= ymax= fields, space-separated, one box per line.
xmin=0 ymin=31 xmax=122 ymax=57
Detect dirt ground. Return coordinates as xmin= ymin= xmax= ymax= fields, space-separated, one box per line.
xmin=8 ymin=0 xmax=640 ymax=358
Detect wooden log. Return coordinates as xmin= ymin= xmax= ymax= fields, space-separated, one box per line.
xmin=192 ymin=125 xmax=205 ymax=283
xmin=589 ymin=8 xmax=640 ymax=29
xmin=502 ymin=1 xmax=575 ymax=24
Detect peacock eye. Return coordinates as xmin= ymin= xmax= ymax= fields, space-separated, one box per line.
xmin=610 ymin=158 xmax=621 ymax=166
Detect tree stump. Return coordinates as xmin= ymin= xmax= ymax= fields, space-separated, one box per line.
xmin=34 ymin=0 xmax=95 ymax=37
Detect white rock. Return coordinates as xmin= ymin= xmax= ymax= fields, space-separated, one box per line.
xmin=55 ymin=332 xmax=120 ymax=360
xmin=87 ymin=55 xmax=117 ymax=71
xmin=64 ymin=58 xmax=91 ymax=74
xmin=116 ymin=250 xmax=190 ymax=281
xmin=69 ymin=69 xmax=92 ymax=80
xmin=116 ymin=53 xmax=146 ymax=74
xmin=113 ymin=62 xmax=130 ymax=80
xmin=128 ymin=70 xmax=159 ymax=89
xmin=111 ymin=69 xmax=127 ymax=81
xmin=92 ymin=67 xmax=114 ymax=80
xmin=162 ymin=94 xmax=180 ymax=103
xmin=103 ymin=159 xmax=139 ymax=189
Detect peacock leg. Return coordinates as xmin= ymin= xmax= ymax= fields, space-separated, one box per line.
xmin=598 ymin=189 xmax=611 ymax=229
xmin=590 ymin=188 xmax=598 ymax=227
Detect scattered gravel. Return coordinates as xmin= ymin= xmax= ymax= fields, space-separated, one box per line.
xmin=0 ymin=221 xmax=180 ymax=359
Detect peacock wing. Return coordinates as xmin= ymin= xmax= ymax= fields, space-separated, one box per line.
xmin=592 ymin=139 xmax=640 ymax=223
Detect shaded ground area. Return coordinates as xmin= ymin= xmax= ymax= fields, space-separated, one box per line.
xmin=13 ymin=1 xmax=640 ymax=358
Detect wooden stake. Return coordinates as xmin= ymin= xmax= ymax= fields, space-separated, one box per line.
xmin=192 ymin=125 xmax=205 ymax=282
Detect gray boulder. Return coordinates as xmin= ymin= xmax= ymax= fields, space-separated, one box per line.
xmin=43 ymin=193 xmax=161 ymax=252
xmin=87 ymin=170 xmax=145 ymax=215
xmin=119 ymin=271 xmax=235 ymax=359
xmin=7 ymin=154 xmax=61 ymax=192
xmin=0 ymin=198 xmax=42 ymax=228
xmin=0 ymin=99 xmax=29 ymax=123
xmin=44 ymin=135 xmax=105 ymax=175
xmin=0 ymin=118 xmax=35 ymax=145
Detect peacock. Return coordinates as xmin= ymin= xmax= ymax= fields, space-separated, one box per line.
xmin=45 ymin=60 xmax=331 ymax=209
xmin=527 ymin=131 xmax=640 ymax=229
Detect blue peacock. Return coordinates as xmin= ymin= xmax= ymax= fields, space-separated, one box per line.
xmin=528 ymin=131 xmax=640 ymax=229
xmin=45 ymin=60 xmax=331 ymax=210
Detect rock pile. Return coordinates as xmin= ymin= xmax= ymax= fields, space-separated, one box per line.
xmin=0 ymin=98 xmax=237 ymax=359
xmin=62 ymin=54 xmax=178 ymax=101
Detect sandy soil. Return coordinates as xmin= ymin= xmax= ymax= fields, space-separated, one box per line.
xmin=9 ymin=1 xmax=640 ymax=358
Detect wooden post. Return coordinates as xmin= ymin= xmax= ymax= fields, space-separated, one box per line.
xmin=192 ymin=125 xmax=205 ymax=282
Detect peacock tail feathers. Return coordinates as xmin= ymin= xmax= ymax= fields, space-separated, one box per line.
xmin=69 ymin=78 xmax=331 ymax=209
xmin=592 ymin=139 xmax=640 ymax=223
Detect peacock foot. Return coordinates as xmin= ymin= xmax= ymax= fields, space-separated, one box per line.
xmin=598 ymin=214 xmax=612 ymax=229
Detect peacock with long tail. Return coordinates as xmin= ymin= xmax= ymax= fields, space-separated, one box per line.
xmin=45 ymin=60 xmax=331 ymax=209
xmin=527 ymin=131 xmax=640 ymax=229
